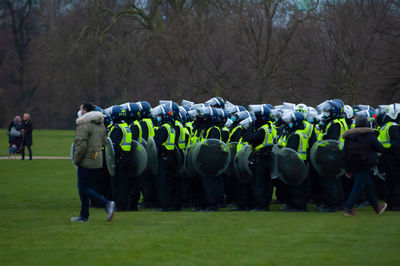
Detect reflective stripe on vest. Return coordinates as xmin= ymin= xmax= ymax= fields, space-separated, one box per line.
xmin=202 ymin=126 xmax=221 ymax=141
xmin=295 ymin=131 xmax=309 ymax=161
xmin=190 ymin=130 xmax=200 ymax=146
xmin=320 ymin=119 xmax=346 ymax=143
xmin=378 ymin=122 xmax=396 ymax=148
xmin=277 ymin=134 xmax=287 ymax=148
xmin=186 ymin=121 xmax=194 ymax=135
xmin=132 ymin=120 xmax=142 ymax=143
xmin=339 ymin=118 xmax=349 ymax=133
xmin=175 ymin=121 xmax=186 ymax=150
xmin=228 ymin=125 xmax=242 ymax=143
xmin=237 ymin=137 xmax=249 ymax=152
xmin=109 ymin=123 xmax=132 ymax=152
xmin=255 ymin=123 xmax=276 ymax=150
xmin=106 ymin=123 xmax=113 ymax=133
xmin=162 ymin=123 xmax=176 ymax=151
xmin=222 ymin=126 xmax=230 ymax=134
xmin=142 ymin=118 xmax=155 ymax=140
xmin=303 ymin=121 xmax=314 ymax=139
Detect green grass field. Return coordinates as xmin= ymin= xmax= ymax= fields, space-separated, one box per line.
xmin=0 ymin=130 xmax=399 ymax=265
xmin=1 ymin=129 xmax=74 ymax=157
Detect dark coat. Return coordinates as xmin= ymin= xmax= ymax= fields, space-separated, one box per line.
xmin=22 ymin=120 xmax=33 ymax=146
xmin=343 ymin=128 xmax=384 ymax=172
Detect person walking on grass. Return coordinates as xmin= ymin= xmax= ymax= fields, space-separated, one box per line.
xmin=21 ymin=113 xmax=33 ymax=160
xmin=342 ymin=116 xmax=387 ymax=216
xmin=71 ymin=102 xmax=115 ymax=222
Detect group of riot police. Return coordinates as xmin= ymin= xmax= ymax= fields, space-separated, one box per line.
xmin=82 ymin=97 xmax=400 ymax=212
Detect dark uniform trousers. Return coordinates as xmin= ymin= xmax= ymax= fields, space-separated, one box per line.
xmin=286 ymin=176 xmax=310 ymax=210
xmin=251 ymin=154 xmax=273 ymax=209
xmin=385 ymin=168 xmax=400 ymax=210
xmin=236 ymin=175 xmax=254 ymax=210
xmin=319 ymin=174 xmax=343 ymax=209
xmin=156 ymin=153 xmax=175 ymax=210
xmin=127 ymin=157 xmax=140 ymax=211
xmin=138 ymin=169 xmax=157 ymax=208
xmin=201 ymin=176 xmax=222 ymax=210
xmin=112 ymin=153 xmax=132 ymax=211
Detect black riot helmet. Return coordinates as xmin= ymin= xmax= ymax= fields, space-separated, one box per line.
xmin=111 ymin=105 xmax=127 ymax=123
xmin=137 ymin=101 xmax=152 ymax=118
xmin=125 ymin=102 xmax=141 ymax=122
xmin=151 ymin=104 xmax=174 ymax=126
xmin=205 ymin=97 xmax=225 ymax=109
xmin=159 ymin=100 xmax=180 ymax=120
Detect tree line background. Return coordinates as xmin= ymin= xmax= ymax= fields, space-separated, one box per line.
xmin=0 ymin=0 xmax=399 ymax=129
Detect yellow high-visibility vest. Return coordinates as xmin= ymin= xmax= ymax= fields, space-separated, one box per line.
xmin=142 ymin=118 xmax=155 ymax=140
xmin=228 ymin=125 xmax=242 ymax=143
xmin=255 ymin=123 xmax=277 ymax=150
xmin=109 ymin=123 xmax=132 ymax=152
xmin=318 ymin=119 xmax=346 ymax=143
xmin=131 ymin=120 xmax=142 ymax=143
xmin=294 ymin=131 xmax=309 ymax=161
xmin=175 ymin=120 xmax=187 ymax=150
xmin=378 ymin=122 xmax=397 ymax=148
xmin=161 ymin=123 xmax=176 ymax=151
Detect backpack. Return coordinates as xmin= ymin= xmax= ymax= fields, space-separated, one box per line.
xmin=346 ymin=134 xmax=368 ymax=163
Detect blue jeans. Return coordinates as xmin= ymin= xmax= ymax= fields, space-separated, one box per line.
xmin=77 ymin=166 xmax=109 ymax=219
xmin=345 ymin=168 xmax=378 ymax=210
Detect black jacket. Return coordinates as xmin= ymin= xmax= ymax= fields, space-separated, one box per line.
xmin=22 ymin=120 xmax=33 ymax=146
xmin=343 ymin=128 xmax=384 ymax=172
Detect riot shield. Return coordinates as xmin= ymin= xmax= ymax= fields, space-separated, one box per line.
xmin=225 ymin=142 xmax=238 ymax=176
xmin=233 ymin=144 xmax=253 ymax=183
xmin=184 ymin=143 xmax=201 ymax=178
xmin=130 ymin=140 xmax=148 ymax=177
xmin=105 ymin=137 xmax=116 ymax=176
xmin=276 ymin=148 xmax=307 ymax=185
xmin=167 ymin=145 xmax=184 ymax=176
xmin=141 ymin=138 xmax=147 ymax=147
xmin=310 ymin=140 xmax=345 ymax=178
xmin=270 ymin=144 xmax=280 ymax=179
xmin=191 ymin=139 xmax=231 ymax=177
xmin=145 ymin=137 xmax=159 ymax=175
xmin=70 ymin=142 xmax=77 ymax=169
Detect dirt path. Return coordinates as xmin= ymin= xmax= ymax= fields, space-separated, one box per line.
xmin=0 ymin=156 xmax=70 ymax=160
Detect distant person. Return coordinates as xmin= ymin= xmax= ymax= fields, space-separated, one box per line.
xmin=71 ymin=102 xmax=115 ymax=222
xmin=7 ymin=116 xmax=22 ymax=141
xmin=21 ymin=113 xmax=33 ymax=160
xmin=342 ymin=116 xmax=387 ymax=216
xmin=7 ymin=116 xmax=22 ymax=157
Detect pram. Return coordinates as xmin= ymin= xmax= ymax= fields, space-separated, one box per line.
xmin=8 ymin=135 xmax=22 ymax=159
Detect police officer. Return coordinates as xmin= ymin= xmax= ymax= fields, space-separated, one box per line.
xmin=135 ymin=101 xmax=158 ymax=209
xmin=232 ymin=110 xmax=256 ymax=210
xmin=125 ymin=102 xmax=143 ymax=211
xmin=243 ymin=105 xmax=276 ymax=211
xmin=168 ymin=101 xmax=185 ymax=211
xmin=108 ymin=105 xmax=132 ymax=211
xmin=281 ymin=112 xmax=311 ymax=211
xmin=315 ymin=100 xmax=347 ymax=212
xmin=193 ymin=107 xmax=222 ymax=211
xmin=152 ymin=104 xmax=176 ymax=211
xmin=378 ymin=104 xmax=400 ymax=211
